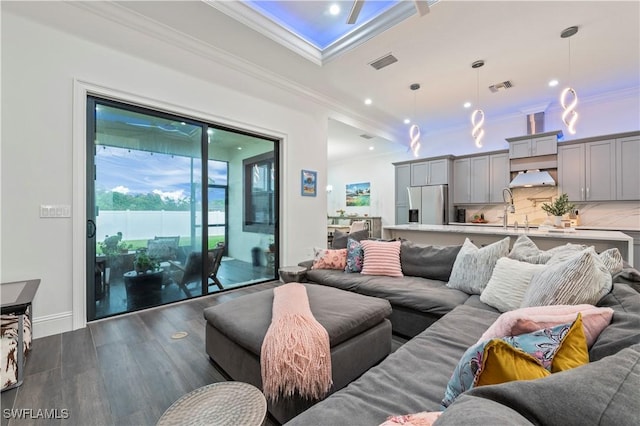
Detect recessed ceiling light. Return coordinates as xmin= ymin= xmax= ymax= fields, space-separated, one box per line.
xmin=369 ymin=146 xmax=375 ymax=150
xmin=404 ymin=118 xmax=411 ymax=124
xmin=548 ymin=79 xmax=559 ymax=87
xmin=463 ymin=102 xmax=472 ymax=108
xmin=364 ymin=98 xmax=372 ymax=105
xmin=237 ymin=147 xmax=242 ymax=150
xmin=329 ymin=4 xmax=340 ymax=15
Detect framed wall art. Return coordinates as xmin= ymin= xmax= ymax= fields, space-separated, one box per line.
xmin=301 ymin=169 xmax=317 ymax=197
xmin=346 ymin=182 xmax=370 ymax=206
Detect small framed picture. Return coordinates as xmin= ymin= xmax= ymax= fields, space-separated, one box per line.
xmin=301 ymin=169 xmax=317 ymax=197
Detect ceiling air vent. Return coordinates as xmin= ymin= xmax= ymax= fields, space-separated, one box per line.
xmin=360 ymin=134 xmax=374 ymax=140
xmin=488 ymin=80 xmax=514 ymax=93
xmin=369 ymin=53 xmax=398 ymax=70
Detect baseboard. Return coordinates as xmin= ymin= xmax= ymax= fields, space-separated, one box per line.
xmin=32 ymin=311 xmax=74 ymax=339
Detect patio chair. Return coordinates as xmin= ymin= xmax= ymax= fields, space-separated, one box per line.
xmin=169 ymin=244 xmax=225 ymax=297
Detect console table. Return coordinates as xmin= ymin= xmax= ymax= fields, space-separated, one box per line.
xmin=1 ymin=279 xmax=40 ymax=391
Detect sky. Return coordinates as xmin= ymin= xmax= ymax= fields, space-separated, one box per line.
xmin=95 ymin=146 xmax=228 ymax=201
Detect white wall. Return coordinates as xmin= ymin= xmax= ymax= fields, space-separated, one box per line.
xmin=328 ymin=153 xmax=397 ymax=228
xmin=1 ymin=10 xmax=328 ymax=337
xmin=328 ymin=88 xmax=640 ymax=226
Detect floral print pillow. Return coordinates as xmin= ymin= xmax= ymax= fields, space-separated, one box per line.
xmin=311 ymin=248 xmax=347 ymax=270
xmin=441 ymin=318 xmax=578 ymax=409
xmin=345 ymin=238 xmax=364 ymax=273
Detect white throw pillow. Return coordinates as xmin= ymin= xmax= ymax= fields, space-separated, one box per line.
xmin=480 ymin=257 xmax=547 ymax=312
xmin=521 ymin=247 xmax=612 ymax=307
xmin=447 ymin=237 xmax=510 ymax=295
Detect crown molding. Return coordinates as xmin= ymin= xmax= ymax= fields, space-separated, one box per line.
xmin=68 ymin=1 xmax=404 ymax=142
xmin=205 ymin=1 xmax=416 ymax=66
xmin=322 ymin=2 xmax=416 ymax=64
xmin=203 ymin=0 xmax=323 ymax=66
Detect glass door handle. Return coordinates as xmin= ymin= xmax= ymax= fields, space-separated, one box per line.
xmin=87 ymin=219 xmax=96 ymax=238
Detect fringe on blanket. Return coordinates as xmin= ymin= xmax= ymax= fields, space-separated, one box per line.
xmin=261 ymin=282 xmax=332 ymax=402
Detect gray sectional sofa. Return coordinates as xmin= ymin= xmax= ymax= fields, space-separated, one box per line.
xmin=301 ymin=240 xmax=471 ymax=337
xmin=287 ymin=240 xmax=640 ymax=425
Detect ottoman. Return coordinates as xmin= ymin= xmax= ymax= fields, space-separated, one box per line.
xmin=203 ymin=283 xmax=393 ymax=424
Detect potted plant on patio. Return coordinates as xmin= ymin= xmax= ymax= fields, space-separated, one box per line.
xmin=133 ymin=248 xmax=160 ymax=274
xmin=541 ymin=193 xmax=575 ymax=227
xmin=98 ymin=232 xmax=132 ymax=281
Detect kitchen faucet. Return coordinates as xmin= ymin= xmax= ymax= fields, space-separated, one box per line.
xmin=502 ymin=188 xmax=515 ymax=229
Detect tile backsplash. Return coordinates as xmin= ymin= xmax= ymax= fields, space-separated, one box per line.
xmin=457 ymin=187 xmax=640 ymax=230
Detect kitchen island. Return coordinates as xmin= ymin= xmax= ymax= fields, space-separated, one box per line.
xmin=383 ymin=224 xmax=634 ymax=266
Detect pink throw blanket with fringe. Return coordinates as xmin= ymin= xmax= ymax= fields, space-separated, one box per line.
xmin=261 ymin=283 xmax=332 ymax=402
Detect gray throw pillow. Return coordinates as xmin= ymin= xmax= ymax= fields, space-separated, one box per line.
xmin=447 ymin=237 xmax=510 ymax=295
xmin=599 ymin=248 xmax=624 ymax=275
xmin=400 ymin=240 xmax=462 ymax=282
xmin=507 ymin=235 xmax=551 ymax=264
xmin=521 ymin=247 xmax=611 ymax=307
xmin=331 ymin=229 xmax=368 ymax=249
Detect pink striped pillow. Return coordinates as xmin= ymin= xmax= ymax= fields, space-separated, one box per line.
xmin=360 ymin=240 xmax=403 ymax=277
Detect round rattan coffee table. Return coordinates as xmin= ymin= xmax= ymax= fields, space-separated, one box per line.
xmin=156 ymin=381 xmax=266 ymax=426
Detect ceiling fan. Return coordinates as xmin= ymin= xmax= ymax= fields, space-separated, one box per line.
xmin=347 ymin=0 xmax=430 ymax=24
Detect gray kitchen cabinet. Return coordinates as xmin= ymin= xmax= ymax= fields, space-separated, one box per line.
xmin=616 ymin=136 xmax=640 ymax=200
xmin=489 ymin=153 xmax=511 ymax=203
xmin=452 ymin=158 xmax=470 ymax=204
xmin=558 ymin=139 xmax=615 ymax=201
xmin=453 ymin=157 xmax=489 ymax=204
xmin=395 ymin=164 xmax=411 ymax=224
xmin=470 ymin=156 xmax=490 ymax=203
xmin=410 ymin=158 xmax=449 ymax=186
xmin=558 ymin=143 xmax=584 ymax=201
xmin=508 ymin=134 xmax=559 ymax=159
xmin=585 ymin=139 xmax=616 ymax=201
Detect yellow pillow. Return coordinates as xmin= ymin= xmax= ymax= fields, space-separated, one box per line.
xmin=442 ymin=313 xmax=590 ymax=408
xmin=477 ymin=313 xmax=588 ymax=386
xmin=476 ymin=339 xmax=550 ymax=386
xmin=551 ymin=313 xmax=589 ymax=373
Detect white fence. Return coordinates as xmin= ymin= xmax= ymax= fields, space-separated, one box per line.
xmin=97 ymin=210 xmax=225 ymax=241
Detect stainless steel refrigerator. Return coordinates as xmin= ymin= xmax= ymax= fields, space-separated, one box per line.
xmin=407 ymin=185 xmax=448 ymax=225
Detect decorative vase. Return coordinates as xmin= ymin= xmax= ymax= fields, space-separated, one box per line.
xmin=553 ymin=216 xmax=563 ymax=227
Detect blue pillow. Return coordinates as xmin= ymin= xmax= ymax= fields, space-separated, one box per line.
xmin=344 ymin=238 xmax=364 ymax=273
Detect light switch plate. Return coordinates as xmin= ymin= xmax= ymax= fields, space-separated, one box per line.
xmin=40 ymin=204 xmax=71 ymax=218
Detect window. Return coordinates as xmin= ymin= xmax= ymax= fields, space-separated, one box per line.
xmin=244 ymin=152 xmax=275 ymax=233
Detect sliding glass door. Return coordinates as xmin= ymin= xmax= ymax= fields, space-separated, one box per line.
xmin=86 ymin=97 xmax=278 ymax=320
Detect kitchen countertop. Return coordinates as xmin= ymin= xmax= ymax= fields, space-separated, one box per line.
xmin=384 ymin=224 xmax=633 ymax=242
xmin=448 ymin=222 xmax=640 ymax=233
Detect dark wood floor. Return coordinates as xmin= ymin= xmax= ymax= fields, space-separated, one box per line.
xmin=2 ymin=282 xmax=406 ymax=426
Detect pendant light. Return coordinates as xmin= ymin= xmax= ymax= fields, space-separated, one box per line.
xmin=560 ymin=26 xmax=579 ymax=135
xmin=470 ymin=60 xmax=485 ymax=148
xmin=409 ymin=83 xmax=421 ymax=157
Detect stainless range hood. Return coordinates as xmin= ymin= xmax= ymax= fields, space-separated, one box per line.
xmin=509 ymin=170 xmax=556 ymax=188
